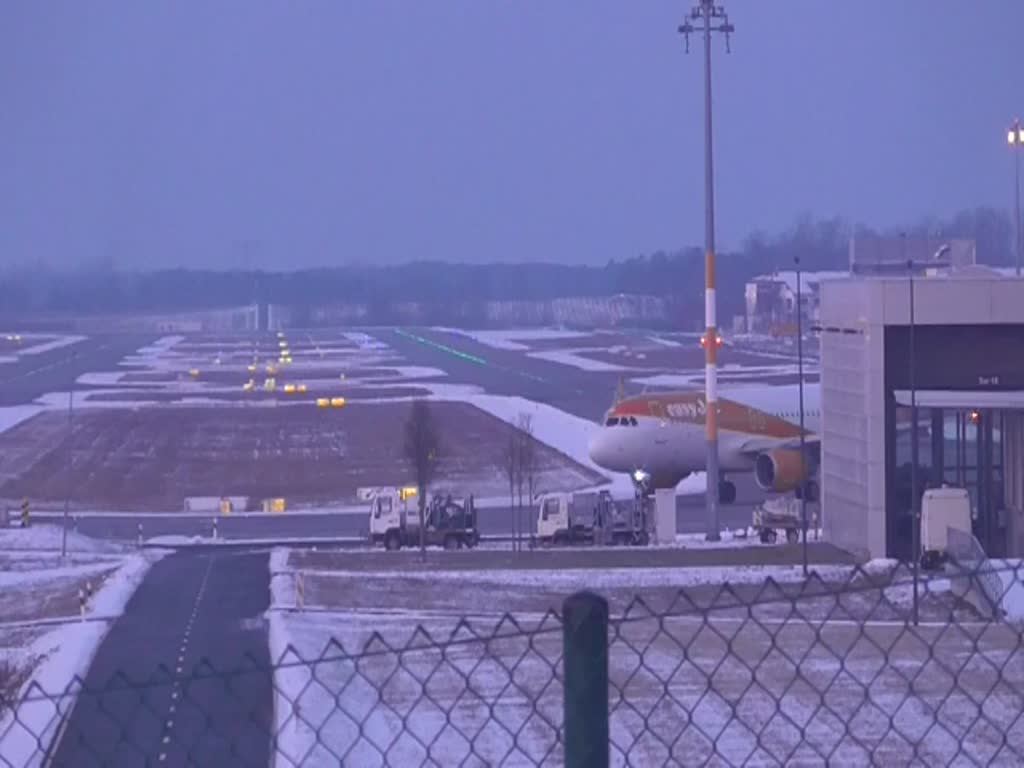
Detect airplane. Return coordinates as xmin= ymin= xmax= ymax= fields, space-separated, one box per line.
xmin=587 ymin=383 xmax=821 ymax=503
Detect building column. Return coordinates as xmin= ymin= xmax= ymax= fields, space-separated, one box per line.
xmin=1004 ymin=411 xmax=1024 ymax=557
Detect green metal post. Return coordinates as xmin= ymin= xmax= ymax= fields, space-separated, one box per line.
xmin=563 ymin=591 xmax=609 ymax=768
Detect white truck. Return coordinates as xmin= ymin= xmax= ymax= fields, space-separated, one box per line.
xmin=535 ymin=490 xmax=649 ymax=547
xmin=364 ymin=486 xmax=480 ymax=551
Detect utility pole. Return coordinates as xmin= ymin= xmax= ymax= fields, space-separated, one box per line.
xmin=680 ymin=1 xmax=734 ymax=541
xmin=907 ymin=248 xmax=920 ymax=627
xmin=61 ymin=352 xmax=75 ymax=559
xmin=796 ymin=257 xmax=808 ymax=577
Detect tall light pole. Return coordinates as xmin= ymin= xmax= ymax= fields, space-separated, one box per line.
xmin=907 ymin=253 xmax=919 ymax=626
xmin=61 ymin=352 xmax=76 ymax=559
xmin=795 ymin=257 xmax=808 ymax=577
xmin=680 ymin=0 xmax=734 ymax=542
xmin=1009 ymin=119 xmax=1023 ymax=277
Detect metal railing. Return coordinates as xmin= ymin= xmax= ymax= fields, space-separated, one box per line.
xmin=2 ymin=560 xmax=1024 ymax=767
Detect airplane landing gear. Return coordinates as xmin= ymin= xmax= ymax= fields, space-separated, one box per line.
xmin=718 ymin=479 xmax=737 ymax=505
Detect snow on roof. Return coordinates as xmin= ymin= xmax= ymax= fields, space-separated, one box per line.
xmin=749 ymin=270 xmax=849 ymax=294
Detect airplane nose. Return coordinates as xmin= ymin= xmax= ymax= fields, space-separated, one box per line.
xmin=588 ymin=428 xmax=622 ymax=471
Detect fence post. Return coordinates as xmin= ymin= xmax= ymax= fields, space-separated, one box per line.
xmin=563 ymin=591 xmax=609 ymax=768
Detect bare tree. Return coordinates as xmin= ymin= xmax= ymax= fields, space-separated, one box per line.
xmin=404 ymin=399 xmax=440 ymax=558
xmin=504 ymin=424 xmax=521 ymax=552
xmin=516 ymin=413 xmax=536 ymax=550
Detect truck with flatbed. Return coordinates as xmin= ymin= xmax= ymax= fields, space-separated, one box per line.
xmin=364 ymin=486 xmax=480 ymax=551
xmin=535 ymin=490 xmax=649 ymax=547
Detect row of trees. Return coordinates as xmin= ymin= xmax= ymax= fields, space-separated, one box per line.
xmin=2 ymin=207 xmax=1015 ymax=320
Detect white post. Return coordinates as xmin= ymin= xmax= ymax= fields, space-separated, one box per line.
xmin=654 ymin=488 xmax=676 ymax=545
xmin=137 ymin=522 xmax=143 ymax=548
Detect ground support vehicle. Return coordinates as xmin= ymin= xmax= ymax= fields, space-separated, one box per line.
xmin=365 ymin=486 xmax=479 ymax=551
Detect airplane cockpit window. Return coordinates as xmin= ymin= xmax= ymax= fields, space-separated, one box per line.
xmin=606 ymin=417 xmax=620 ymax=426
xmin=629 ymin=417 xmax=639 ymax=426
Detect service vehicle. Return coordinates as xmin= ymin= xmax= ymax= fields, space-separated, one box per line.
xmin=535 ymin=490 xmax=649 ymax=547
xmin=364 ymin=486 xmax=480 ymax=551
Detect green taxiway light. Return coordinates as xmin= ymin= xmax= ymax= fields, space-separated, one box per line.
xmin=393 ymin=329 xmax=488 ymax=366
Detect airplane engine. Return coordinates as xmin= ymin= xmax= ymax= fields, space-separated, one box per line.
xmin=755 ymin=448 xmax=813 ymax=493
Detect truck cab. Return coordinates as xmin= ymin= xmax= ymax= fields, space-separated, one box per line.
xmin=364 ymin=486 xmax=416 ymax=550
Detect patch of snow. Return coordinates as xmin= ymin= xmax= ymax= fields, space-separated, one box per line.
xmin=377 ymin=366 xmax=447 ymax=380
xmin=458 ymin=394 xmax=603 ymax=473
xmin=0 ymin=525 xmax=124 ymax=555
xmin=0 ymin=561 xmax=119 ymax=589
xmin=18 ymin=335 xmax=87 ymax=357
xmin=342 ymin=332 xmax=388 ymax=351
xmin=0 ymin=405 xmax=44 ymax=436
xmin=0 ymin=551 xmax=161 ymax=767
xmin=300 ymin=564 xmax=847 ymax=591
xmin=647 ymin=336 xmax=683 ymax=348
xmin=145 ymin=535 xmax=365 ymax=548
xmin=266 ymin=548 xmax=318 ymax=767
xmin=144 ymin=535 xmax=205 ymax=547
xmin=527 ymin=349 xmax=631 ymax=372
xmin=990 ymin=559 xmax=1024 ymax=621
xmin=75 ymin=371 xmax=124 ymax=386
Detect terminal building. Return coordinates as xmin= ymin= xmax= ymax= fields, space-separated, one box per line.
xmin=819 ymin=267 xmax=1024 ymax=560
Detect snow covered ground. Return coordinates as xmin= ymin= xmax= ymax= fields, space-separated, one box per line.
xmin=434 ymin=328 xmax=589 ymax=352
xmin=526 ymin=348 xmax=632 ymax=372
xmin=0 ymin=405 xmax=44 ymax=437
xmin=17 ymin=335 xmax=87 ymax=357
xmin=0 ymin=527 xmax=162 ymax=767
xmin=266 ymin=549 xmax=1011 ymax=767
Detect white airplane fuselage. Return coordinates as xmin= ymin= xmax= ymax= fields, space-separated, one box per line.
xmin=587 ymin=384 xmax=821 ymax=489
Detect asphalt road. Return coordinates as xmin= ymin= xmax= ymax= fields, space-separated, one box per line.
xmin=50 ymin=550 xmax=272 ymax=767
xmin=0 ymin=334 xmax=154 ymax=406
xmin=39 ymin=476 xmax=765 ymax=543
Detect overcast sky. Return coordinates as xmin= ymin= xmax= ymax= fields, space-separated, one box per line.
xmin=1 ymin=1 xmax=1021 ymax=271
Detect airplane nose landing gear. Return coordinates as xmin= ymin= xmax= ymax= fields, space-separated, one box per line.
xmin=718 ymin=479 xmax=737 ymax=505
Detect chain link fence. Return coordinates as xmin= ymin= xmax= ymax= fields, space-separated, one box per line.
xmin=2 ymin=559 xmax=1023 ymax=767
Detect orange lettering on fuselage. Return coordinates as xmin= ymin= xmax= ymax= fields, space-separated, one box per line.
xmin=665 ymin=399 xmax=706 ymax=422
xmin=612 ymin=394 xmax=803 ymax=439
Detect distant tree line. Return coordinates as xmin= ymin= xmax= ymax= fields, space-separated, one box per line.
xmin=0 ymin=207 xmax=1014 ymax=323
